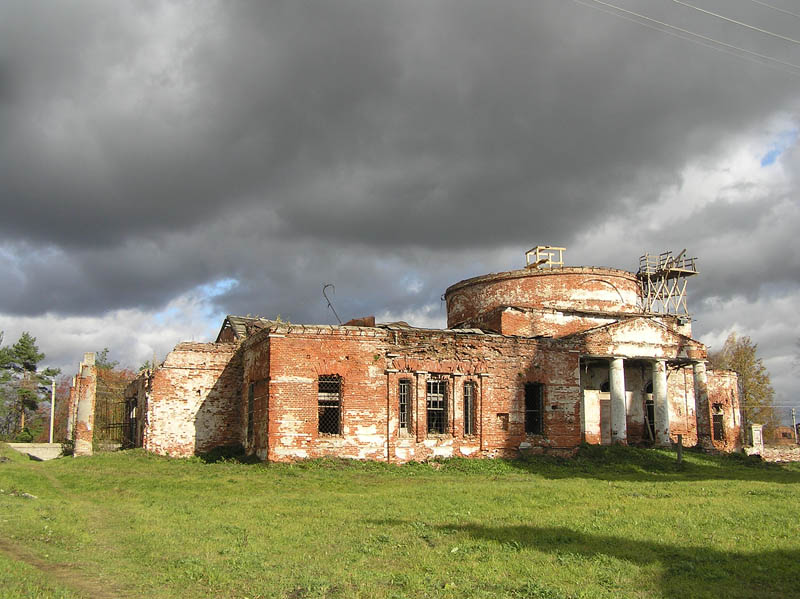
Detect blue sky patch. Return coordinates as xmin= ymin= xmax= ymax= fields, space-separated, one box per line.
xmin=761 ymin=128 xmax=798 ymax=167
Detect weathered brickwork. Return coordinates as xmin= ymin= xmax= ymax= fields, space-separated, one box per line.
xmin=72 ymin=353 xmax=97 ymax=457
xmin=229 ymin=325 xmax=582 ymax=463
xmin=704 ymin=369 xmax=742 ymax=452
xmin=125 ymin=343 xmax=242 ymax=457
xmin=445 ymin=267 xmax=641 ymax=330
xmin=745 ymin=446 xmax=800 ymax=462
xmin=771 ymin=426 xmax=798 ymax=445
xmin=115 ymin=259 xmax=742 ymax=462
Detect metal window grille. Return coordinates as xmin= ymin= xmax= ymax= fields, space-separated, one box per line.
xmin=247 ymin=383 xmax=255 ymax=444
xmin=427 ymin=379 xmax=448 ymax=435
xmin=318 ymin=375 xmax=341 ymax=435
xmin=524 ymin=383 xmax=544 ymax=434
xmin=399 ymin=379 xmax=411 ymax=431
xmin=463 ymin=382 xmax=475 ymax=436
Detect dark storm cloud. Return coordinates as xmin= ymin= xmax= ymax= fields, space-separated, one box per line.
xmin=1 ymin=0 xmax=800 ymax=319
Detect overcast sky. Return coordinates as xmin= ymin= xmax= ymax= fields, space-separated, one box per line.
xmin=1 ymin=0 xmax=798 ymax=419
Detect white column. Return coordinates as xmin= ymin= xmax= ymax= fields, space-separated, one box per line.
xmin=49 ymin=380 xmax=55 ymax=444
xmin=693 ymin=361 xmax=711 ymax=448
xmin=653 ymin=360 xmax=670 ymax=446
xmin=610 ymin=358 xmax=627 ymax=444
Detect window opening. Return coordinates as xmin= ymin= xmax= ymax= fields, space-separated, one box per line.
xmin=645 ymin=399 xmax=655 ymax=441
xmin=399 ymin=379 xmax=411 ymax=432
xmin=463 ymin=381 xmax=476 ymax=436
xmin=497 ymin=413 xmax=509 ymax=431
xmin=712 ymin=403 xmax=724 ymax=441
xmin=247 ymin=383 xmax=255 ymax=444
xmin=318 ymin=375 xmax=342 ymax=435
xmin=427 ymin=379 xmax=448 ymax=435
xmin=525 ymin=383 xmax=544 ymax=435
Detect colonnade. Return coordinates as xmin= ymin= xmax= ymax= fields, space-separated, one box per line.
xmin=604 ymin=357 xmax=709 ymax=446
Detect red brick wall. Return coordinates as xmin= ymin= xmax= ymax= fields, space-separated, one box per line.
xmin=445 ymin=267 xmax=641 ymax=331
xmin=125 ymin=327 xmax=738 ymax=463
xmin=666 ymin=364 xmax=698 ymax=446
xmin=705 ymin=369 xmax=742 ymax=451
xmin=265 ymin=328 xmax=389 ymax=461
xmin=255 ymin=326 xmax=582 ymax=463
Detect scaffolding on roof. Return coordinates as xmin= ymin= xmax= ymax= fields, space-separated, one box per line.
xmin=525 ymin=246 xmax=566 ymax=269
xmin=637 ymin=250 xmax=697 ymax=315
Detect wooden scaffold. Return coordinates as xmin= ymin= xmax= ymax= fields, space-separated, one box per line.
xmin=637 ymin=249 xmax=697 ymax=315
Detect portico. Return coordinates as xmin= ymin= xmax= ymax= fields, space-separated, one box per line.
xmin=573 ymin=317 xmax=709 ymax=447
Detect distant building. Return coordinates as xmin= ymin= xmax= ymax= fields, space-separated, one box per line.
xmin=772 ymin=426 xmax=798 ymax=446
xmin=71 ymin=248 xmax=743 ymax=461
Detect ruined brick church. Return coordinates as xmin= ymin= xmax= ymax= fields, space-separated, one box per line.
xmin=72 ymin=247 xmax=742 ymax=461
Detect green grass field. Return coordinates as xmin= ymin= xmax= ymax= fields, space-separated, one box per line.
xmin=0 ymin=443 xmax=798 ymax=599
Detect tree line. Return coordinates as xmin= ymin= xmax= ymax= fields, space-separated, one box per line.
xmin=0 ymin=333 xmax=136 ymax=443
xmin=0 ymin=331 xmax=59 ymax=441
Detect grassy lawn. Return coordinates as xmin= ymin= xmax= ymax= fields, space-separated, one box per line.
xmin=0 ymin=443 xmax=798 ymax=599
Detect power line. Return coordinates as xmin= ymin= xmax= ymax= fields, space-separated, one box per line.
xmin=573 ymin=0 xmax=800 ymax=76
xmin=746 ymin=0 xmax=800 ymax=20
xmin=672 ymin=0 xmax=800 ymax=46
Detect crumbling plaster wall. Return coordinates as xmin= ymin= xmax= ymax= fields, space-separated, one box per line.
xmin=446 ymin=267 xmax=641 ymax=331
xmin=141 ymin=342 xmax=243 ymax=457
xmin=71 ymin=353 xmax=97 ymax=457
xmin=466 ymin=305 xmax=621 ymax=338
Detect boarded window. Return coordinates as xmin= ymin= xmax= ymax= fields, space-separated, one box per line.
xmin=247 ymin=383 xmax=255 ymax=444
xmin=525 ymin=383 xmax=544 ymax=435
xmin=427 ymin=379 xmax=448 ymax=435
xmin=318 ymin=375 xmax=342 ymax=435
xmin=399 ymin=379 xmax=411 ymax=432
xmin=463 ymin=381 xmax=476 ymax=436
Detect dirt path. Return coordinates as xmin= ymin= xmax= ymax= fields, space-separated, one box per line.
xmin=0 ymin=535 xmax=129 ymax=599
xmin=0 ymin=466 xmax=136 ymax=599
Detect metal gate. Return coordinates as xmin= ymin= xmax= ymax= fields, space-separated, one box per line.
xmin=93 ymin=372 xmax=133 ymax=449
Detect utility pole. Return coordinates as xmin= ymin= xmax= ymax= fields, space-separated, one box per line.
xmin=793 ymin=408 xmax=797 ymax=445
xmin=49 ymin=379 xmax=55 ymax=444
